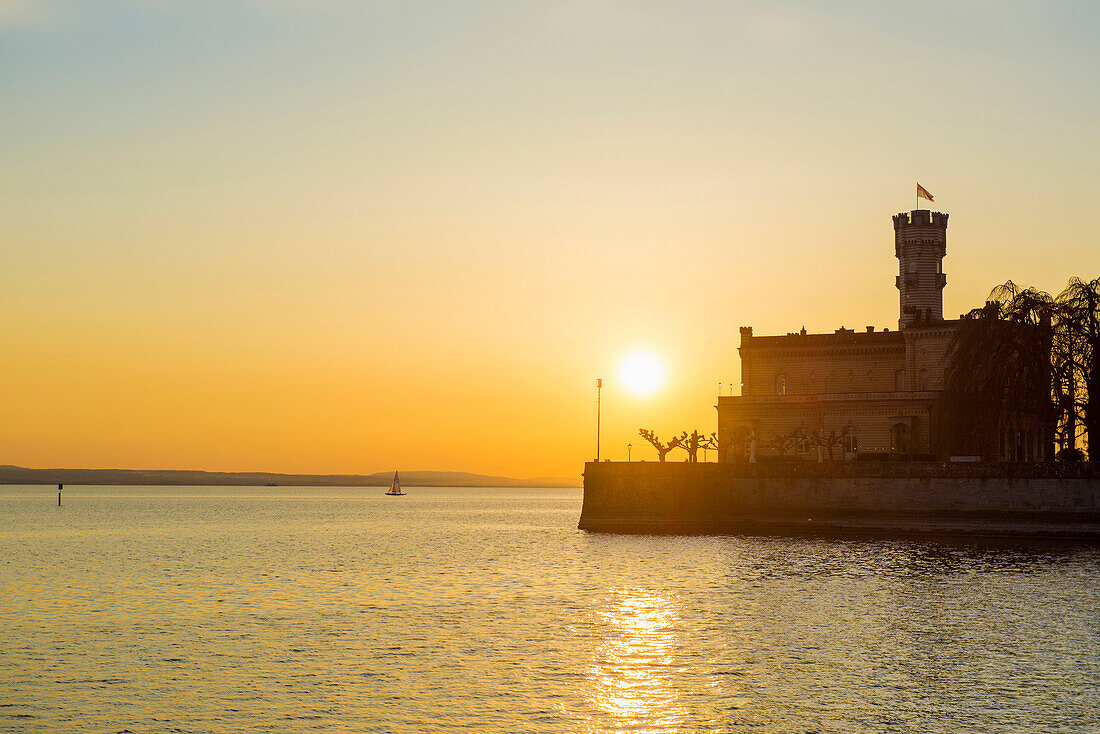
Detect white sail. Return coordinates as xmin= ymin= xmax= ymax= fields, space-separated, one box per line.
xmin=387 ymin=470 xmax=404 ymax=495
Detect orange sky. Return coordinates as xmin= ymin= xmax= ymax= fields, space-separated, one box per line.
xmin=3 ymin=2 xmax=1098 ymax=478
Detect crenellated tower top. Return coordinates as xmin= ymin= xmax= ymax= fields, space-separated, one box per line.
xmin=894 ymin=210 xmax=948 ymax=329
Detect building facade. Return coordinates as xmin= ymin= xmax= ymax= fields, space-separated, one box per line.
xmin=716 ymin=209 xmax=1046 ymax=462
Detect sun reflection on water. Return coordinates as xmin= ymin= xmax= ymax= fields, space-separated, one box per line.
xmin=585 ymin=589 xmax=689 ymax=733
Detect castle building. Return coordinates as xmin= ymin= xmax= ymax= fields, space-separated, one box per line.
xmin=716 ymin=209 xmax=1048 ymax=462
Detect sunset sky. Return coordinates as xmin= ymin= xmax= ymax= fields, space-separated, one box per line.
xmin=3 ymin=1 xmax=1099 ymax=478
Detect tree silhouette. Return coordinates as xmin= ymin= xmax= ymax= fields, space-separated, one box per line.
xmin=1056 ymin=277 xmax=1100 ymax=457
xmin=638 ymin=429 xmax=684 ymax=463
xmin=810 ymin=425 xmax=855 ymax=461
xmin=679 ymin=430 xmax=707 ymax=462
xmin=937 ymin=290 xmax=1054 ymax=458
xmin=766 ymin=426 xmax=808 ymax=457
xmin=937 ymin=278 xmax=1100 ymax=459
xmin=704 ymin=431 xmax=743 ymax=463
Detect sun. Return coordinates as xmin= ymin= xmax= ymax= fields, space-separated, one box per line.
xmin=618 ymin=350 xmax=666 ymax=396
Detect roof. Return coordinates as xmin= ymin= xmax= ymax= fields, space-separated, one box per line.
xmin=740 ymin=328 xmax=904 ymax=350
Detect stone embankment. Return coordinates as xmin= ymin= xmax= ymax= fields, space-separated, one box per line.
xmin=579 ymin=461 xmax=1100 ymax=539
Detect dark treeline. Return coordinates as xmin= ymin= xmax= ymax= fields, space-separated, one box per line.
xmin=938 ymin=277 xmax=1099 ymax=459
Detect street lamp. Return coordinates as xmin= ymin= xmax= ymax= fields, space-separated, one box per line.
xmin=595 ymin=378 xmax=603 ymax=461
xmin=627 ymin=443 xmax=632 ymax=462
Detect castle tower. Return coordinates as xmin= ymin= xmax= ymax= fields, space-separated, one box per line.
xmin=893 ymin=209 xmax=948 ymax=329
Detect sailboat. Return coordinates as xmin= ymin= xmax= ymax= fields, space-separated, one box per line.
xmin=385 ymin=470 xmax=405 ymax=496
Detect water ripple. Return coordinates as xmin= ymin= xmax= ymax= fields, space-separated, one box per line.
xmin=0 ymin=485 xmax=1097 ymax=733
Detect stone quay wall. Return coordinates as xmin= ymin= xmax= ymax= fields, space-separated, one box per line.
xmin=579 ymin=461 xmax=1100 ymax=539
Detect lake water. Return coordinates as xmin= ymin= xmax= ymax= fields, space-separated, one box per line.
xmin=1 ymin=485 xmax=1098 ymax=733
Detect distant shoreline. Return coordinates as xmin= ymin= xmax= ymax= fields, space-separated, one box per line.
xmin=0 ymin=465 xmax=581 ymax=489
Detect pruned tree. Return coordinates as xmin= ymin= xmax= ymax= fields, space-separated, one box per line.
xmin=766 ymin=426 xmax=808 ymax=457
xmin=638 ymin=429 xmax=684 ymax=463
xmin=809 ymin=424 xmax=855 ymax=461
xmin=679 ymin=430 xmax=706 ymax=463
xmin=704 ymin=431 xmax=743 ymax=463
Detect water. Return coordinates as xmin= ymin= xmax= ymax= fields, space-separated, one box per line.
xmin=2 ymin=485 xmax=1098 ymax=733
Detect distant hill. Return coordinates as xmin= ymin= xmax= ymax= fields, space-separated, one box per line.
xmin=0 ymin=465 xmax=581 ymax=488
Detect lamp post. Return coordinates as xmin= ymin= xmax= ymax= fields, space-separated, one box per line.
xmin=595 ymin=378 xmax=602 ymax=462
xmin=627 ymin=443 xmax=632 ymax=462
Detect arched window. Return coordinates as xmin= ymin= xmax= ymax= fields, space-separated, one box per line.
xmin=919 ymin=368 xmax=929 ymax=390
xmin=908 ymin=261 xmax=918 ymax=274
xmin=895 ymin=369 xmax=905 ymax=391
xmin=776 ymin=374 xmax=787 ymax=396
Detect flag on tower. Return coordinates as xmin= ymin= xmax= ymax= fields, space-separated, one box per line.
xmin=916 ymin=182 xmax=934 ymax=202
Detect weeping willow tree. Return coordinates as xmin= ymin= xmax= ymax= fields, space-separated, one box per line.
xmin=937 ymin=278 xmax=1099 ymax=460
xmin=936 ymin=283 xmax=1057 ymax=459
xmin=1056 ymin=277 xmax=1100 ymax=456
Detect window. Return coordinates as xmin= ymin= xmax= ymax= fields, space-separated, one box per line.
xmin=895 ymin=369 xmax=905 ymax=391
xmin=908 ymin=261 xmax=918 ymax=274
xmin=776 ymin=374 xmax=787 ymax=396
xmin=919 ymin=368 xmax=929 ymax=390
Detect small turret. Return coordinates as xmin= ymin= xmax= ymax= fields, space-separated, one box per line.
xmin=894 ymin=210 xmax=948 ymax=329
